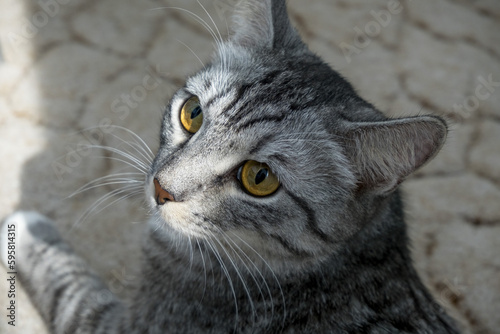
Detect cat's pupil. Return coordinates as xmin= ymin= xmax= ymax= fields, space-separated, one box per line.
xmin=190 ymin=106 xmax=202 ymax=119
xmin=255 ymin=168 xmax=268 ymax=185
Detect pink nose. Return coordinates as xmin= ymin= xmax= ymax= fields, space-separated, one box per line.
xmin=154 ymin=178 xmax=175 ymax=205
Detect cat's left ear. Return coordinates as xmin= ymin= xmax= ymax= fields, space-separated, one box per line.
xmin=230 ymin=0 xmax=304 ymax=51
xmin=341 ymin=116 xmax=447 ymax=194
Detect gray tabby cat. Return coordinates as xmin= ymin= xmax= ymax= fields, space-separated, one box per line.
xmin=1 ymin=0 xmax=460 ymax=333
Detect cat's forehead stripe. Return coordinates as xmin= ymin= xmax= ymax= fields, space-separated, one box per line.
xmin=203 ymin=91 xmax=227 ymax=110
xmin=236 ymin=114 xmax=287 ymax=134
xmin=220 ymin=83 xmax=254 ymax=118
xmin=194 ymin=66 xmax=289 ymax=121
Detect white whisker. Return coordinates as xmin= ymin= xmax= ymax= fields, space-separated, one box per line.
xmin=68 ymin=172 xmax=144 ymax=198
xmin=96 ymin=156 xmax=148 ymax=174
xmin=188 ymin=235 xmax=194 ymax=274
xmin=229 ymin=231 xmax=287 ymax=328
xmin=175 ymin=39 xmax=206 ymax=69
xmin=105 ymin=125 xmax=155 ymax=159
xmin=196 ymin=239 xmax=208 ymax=300
xmin=114 ymin=139 xmax=153 ymax=166
xmin=88 ymin=145 xmax=150 ymax=171
xmin=152 ymin=6 xmax=222 ymax=47
xmin=205 ymin=233 xmax=239 ymax=331
xmin=78 ymin=125 xmax=155 ymax=162
xmin=70 ymin=180 xmax=142 ymax=198
xmin=73 ymin=186 xmax=143 ymax=230
xmin=196 ymin=0 xmax=223 ymax=45
xmin=210 ymin=234 xmax=257 ymax=325
xmin=218 ymin=231 xmax=269 ymax=324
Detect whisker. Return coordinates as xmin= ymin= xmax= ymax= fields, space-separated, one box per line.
xmin=218 ymin=231 xmax=267 ymax=324
xmin=203 ymin=238 xmax=216 ymax=287
xmin=70 ymin=180 xmax=143 ymax=198
xmin=78 ymin=125 xmax=155 ymax=162
xmin=152 ymin=6 xmax=222 ymax=47
xmin=151 ymin=214 xmax=165 ymax=233
xmin=277 ymin=132 xmax=351 ymax=141
xmin=88 ymin=145 xmax=150 ymax=171
xmin=196 ymin=0 xmax=223 ymax=44
xmin=196 ymin=239 xmax=208 ymax=300
xmin=114 ymin=138 xmax=153 ymax=166
xmin=104 ymin=125 xmax=155 ymax=159
xmin=188 ymin=235 xmax=194 ymax=274
xmin=96 ymin=156 xmax=149 ymax=174
xmin=175 ymin=39 xmax=206 ymax=69
xmin=69 ymin=173 xmax=144 ymax=198
xmin=210 ymin=234 xmax=257 ymax=324
xmin=73 ymin=186 xmax=143 ymax=230
xmin=205 ymin=233 xmax=239 ymax=330
xmin=229 ymin=231 xmax=287 ymax=328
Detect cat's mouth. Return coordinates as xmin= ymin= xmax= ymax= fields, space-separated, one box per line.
xmin=146 ymin=176 xmax=209 ymax=238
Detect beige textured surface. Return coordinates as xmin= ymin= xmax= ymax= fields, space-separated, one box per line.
xmin=0 ymin=0 xmax=499 ymax=333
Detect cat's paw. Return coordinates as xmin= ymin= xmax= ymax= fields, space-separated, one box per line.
xmin=1 ymin=211 xmax=61 ymax=270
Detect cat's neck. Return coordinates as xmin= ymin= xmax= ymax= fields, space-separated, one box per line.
xmin=142 ymin=192 xmax=412 ymax=284
xmin=130 ymin=192 xmax=456 ymax=332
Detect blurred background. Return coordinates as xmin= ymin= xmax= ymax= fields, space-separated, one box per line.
xmin=0 ymin=0 xmax=499 ymax=333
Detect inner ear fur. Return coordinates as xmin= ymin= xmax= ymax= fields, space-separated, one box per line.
xmin=341 ymin=116 xmax=447 ymax=194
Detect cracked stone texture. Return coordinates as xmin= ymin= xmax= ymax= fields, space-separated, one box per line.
xmin=0 ymin=0 xmax=499 ymax=333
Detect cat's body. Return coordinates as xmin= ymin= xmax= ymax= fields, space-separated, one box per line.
xmin=1 ymin=0 xmax=460 ymax=333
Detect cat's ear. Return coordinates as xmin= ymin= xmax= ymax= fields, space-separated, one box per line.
xmin=230 ymin=0 xmax=303 ymax=50
xmin=342 ymin=116 xmax=447 ymax=194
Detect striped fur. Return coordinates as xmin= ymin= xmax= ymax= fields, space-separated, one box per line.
xmin=1 ymin=0 xmax=460 ymax=333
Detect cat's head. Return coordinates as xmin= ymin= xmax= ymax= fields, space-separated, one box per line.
xmin=146 ymin=0 xmax=446 ymax=269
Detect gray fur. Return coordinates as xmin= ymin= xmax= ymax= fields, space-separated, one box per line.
xmin=1 ymin=0 xmax=459 ymax=333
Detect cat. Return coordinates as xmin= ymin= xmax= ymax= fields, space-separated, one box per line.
xmin=1 ymin=0 xmax=460 ymax=333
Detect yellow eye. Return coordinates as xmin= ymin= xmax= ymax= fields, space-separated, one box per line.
xmin=180 ymin=96 xmax=203 ymax=133
xmin=239 ymin=161 xmax=280 ymax=197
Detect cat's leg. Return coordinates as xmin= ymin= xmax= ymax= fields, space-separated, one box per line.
xmin=1 ymin=211 xmax=126 ymax=334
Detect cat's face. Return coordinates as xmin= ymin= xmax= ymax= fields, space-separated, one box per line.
xmin=145 ymin=0 xmax=446 ymax=269
xmin=148 ymin=46 xmax=361 ymax=265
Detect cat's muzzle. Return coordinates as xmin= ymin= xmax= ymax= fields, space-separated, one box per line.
xmin=154 ymin=178 xmax=175 ymax=205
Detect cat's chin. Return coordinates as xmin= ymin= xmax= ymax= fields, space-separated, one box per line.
xmin=149 ymin=208 xmax=218 ymax=241
xmin=151 ymin=222 xmax=331 ymax=275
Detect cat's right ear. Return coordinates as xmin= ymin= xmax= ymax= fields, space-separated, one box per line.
xmin=341 ymin=116 xmax=447 ymax=195
xmin=229 ymin=0 xmax=304 ymax=51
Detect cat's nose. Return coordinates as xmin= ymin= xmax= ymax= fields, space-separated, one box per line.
xmin=154 ymin=178 xmax=175 ymax=205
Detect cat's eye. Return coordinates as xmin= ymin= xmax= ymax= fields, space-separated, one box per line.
xmin=180 ymin=96 xmax=203 ymax=134
xmin=238 ymin=161 xmax=280 ymax=197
